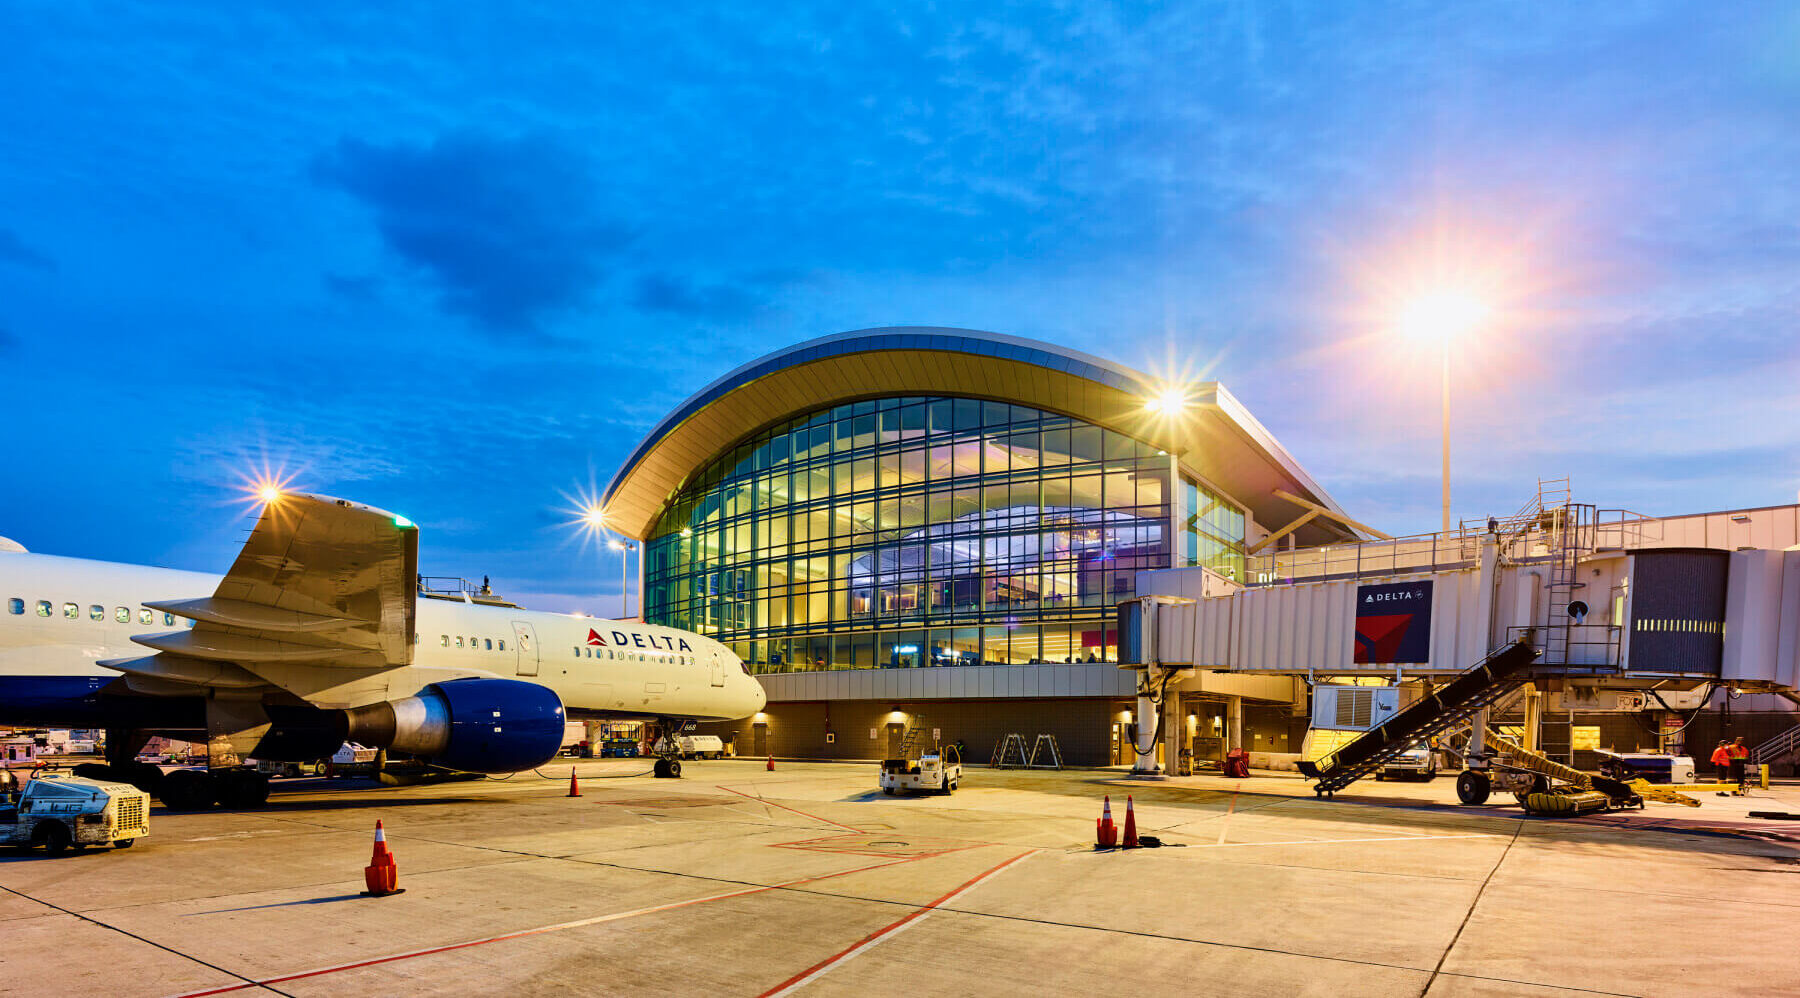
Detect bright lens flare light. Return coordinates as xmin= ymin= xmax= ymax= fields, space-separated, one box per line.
xmin=257 ymin=484 xmax=284 ymax=504
xmin=583 ymin=506 xmax=607 ymax=529
xmin=1143 ymin=389 xmax=1187 ymax=415
xmin=1397 ymin=290 xmax=1489 ymax=344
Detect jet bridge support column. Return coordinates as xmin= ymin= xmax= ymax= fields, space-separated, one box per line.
xmin=1227 ymin=695 xmax=1244 ymax=754
xmin=1125 ymin=594 xmax=1196 ymax=778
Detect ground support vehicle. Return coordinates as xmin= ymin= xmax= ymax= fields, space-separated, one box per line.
xmin=676 ymin=735 xmax=724 ymax=760
xmin=880 ymin=744 xmax=962 ymax=795
xmin=0 ymin=773 xmax=150 ymax=854
xmin=1376 ymin=744 xmax=1438 ymax=781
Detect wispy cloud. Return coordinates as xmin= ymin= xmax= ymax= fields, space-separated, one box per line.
xmin=313 ymin=132 xmax=633 ymax=334
xmin=0 ymin=228 xmax=55 ymax=272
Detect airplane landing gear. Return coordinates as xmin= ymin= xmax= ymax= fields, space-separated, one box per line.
xmin=653 ymin=757 xmax=683 ymax=779
xmin=154 ymin=768 xmax=272 ymax=810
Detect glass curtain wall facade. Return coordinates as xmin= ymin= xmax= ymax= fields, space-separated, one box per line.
xmin=642 ymin=396 xmax=1246 ymax=673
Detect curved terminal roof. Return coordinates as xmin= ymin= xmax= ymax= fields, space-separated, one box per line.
xmin=602 ymin=326 xmax=1358 ymax=544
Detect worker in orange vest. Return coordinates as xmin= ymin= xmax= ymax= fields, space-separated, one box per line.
xmin=1709 ymin=740 xmax=1732 ymax=785
xmin=1727 ymin=736 xmax=1750 ymax=788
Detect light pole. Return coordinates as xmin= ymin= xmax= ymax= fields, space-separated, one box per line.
xmin=1398 ymin=291 xmax=1487 ymax=534
xmin=608 ymin=538 xmax=636 ymax=619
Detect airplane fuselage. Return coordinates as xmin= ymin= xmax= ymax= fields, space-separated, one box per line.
xmin=0 ymin=550 xmax=765 ymax=732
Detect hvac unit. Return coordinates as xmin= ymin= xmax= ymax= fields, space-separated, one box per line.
xmin=1311 ymin=684 xmax=1400 ymax=731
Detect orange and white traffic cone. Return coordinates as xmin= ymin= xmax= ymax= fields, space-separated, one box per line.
xmin=566 ymin=766 xmax=581 ymax=797
xmin=1122 ymin=796 xmax=1139 ymax=849
xmin=766 ymin=753 xmax=775 ymax=771
xmin=1096 ymin=795 xmax=1116 ymax=848
xmin=361 ymin=820 xmax=403 ymax=897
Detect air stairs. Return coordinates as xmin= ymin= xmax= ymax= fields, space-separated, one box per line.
xmin=1297 ymin=640 xmax=1539 ymax=797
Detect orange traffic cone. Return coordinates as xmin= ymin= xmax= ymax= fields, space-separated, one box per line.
xmin=361 ymin=820 xmax=403 ymax=897
xmin=566 ymin=766 xmax=581 ymax=797
xmin=766 ymin=754 xmax=775 ymax=771
xmin=1122 ymin=796 xmax=1139 ymax=849
xmin=1096 ymin=795 xmax=1116 ymax=848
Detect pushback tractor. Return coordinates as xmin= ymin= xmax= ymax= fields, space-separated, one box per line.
xmin=1 ymin=773 xmax=150 ymax=854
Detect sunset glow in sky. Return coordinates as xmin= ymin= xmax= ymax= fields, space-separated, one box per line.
xmin=2 ymin=4 xmax=1796 ymax=612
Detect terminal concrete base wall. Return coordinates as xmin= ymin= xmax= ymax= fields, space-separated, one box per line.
xmin=698 ymin=697 xmax=1308 ymax=767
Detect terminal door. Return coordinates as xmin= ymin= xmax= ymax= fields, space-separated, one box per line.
xmin=751 ymin=722 xmax=768 ymax=757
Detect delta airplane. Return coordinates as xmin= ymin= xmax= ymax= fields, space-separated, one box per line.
xmin=0 ymin=492 xmax=764 ymax=808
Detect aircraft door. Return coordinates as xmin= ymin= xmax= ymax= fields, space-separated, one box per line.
xmin=709 ymin=650 xmax=725 ymax=687
xmin=512 ymin=621 xmax=539 ymax=677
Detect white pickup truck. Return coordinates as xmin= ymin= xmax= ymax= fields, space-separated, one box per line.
xmin=1 ymin=773 xmax=150 ymax=854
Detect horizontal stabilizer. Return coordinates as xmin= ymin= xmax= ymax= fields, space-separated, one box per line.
xmin=146 ymin=597 xmax=362 ymax=634
xmin=97 ymin=653 xmax=268 ymax=690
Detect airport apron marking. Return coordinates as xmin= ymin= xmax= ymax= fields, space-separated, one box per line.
xmin=717 ymin=783 xmax=864 ymax=833
xmin=757 ymin=849 xmax=1037 ymax=998
xmin=165 ymin=853 xmax=939 ymax=998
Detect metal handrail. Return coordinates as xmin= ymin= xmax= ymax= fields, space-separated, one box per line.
xmin=1751 ymin=724 xmax=1800 ymax=765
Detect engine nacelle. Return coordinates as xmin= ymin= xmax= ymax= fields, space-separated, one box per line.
xmin=342 ymin=678 xmax=566 ymax=774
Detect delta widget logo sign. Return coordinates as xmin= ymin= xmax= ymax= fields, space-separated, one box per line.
xmin=1354 ymin=581 xmax=1433 ymax=664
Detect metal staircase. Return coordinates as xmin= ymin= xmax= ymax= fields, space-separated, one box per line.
xmin=1298 ymin=641 xmax=1539 ymax=796
xmin=1751 ymin=724 xmax=1800 ymax=769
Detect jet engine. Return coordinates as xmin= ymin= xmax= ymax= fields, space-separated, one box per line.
xmin=342 ymin=678 xmax=566 ymax=774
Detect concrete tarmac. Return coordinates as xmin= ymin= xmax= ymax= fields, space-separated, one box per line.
xmin=3 ymin=760 xmax=1798 ymax=997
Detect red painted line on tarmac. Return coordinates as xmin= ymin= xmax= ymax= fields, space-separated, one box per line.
xmin=166 ymin=854 xmax=929 ymax=998
xmin=717 ymin=784 xmax=864 ymax=833
xmin=757 ymin=849 xmax=1035 ymax=998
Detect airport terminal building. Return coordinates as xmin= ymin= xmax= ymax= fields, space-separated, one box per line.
xmin=602 ymin=328 xmax=1357 ymax=763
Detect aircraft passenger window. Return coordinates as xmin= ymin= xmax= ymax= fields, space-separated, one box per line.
xmin=455 ymin=637 xmax=464 ymax=648
xmin=163 ymin=612 xmax=175 ymax=625
xmin=498 ymin=639 xmax=505 ymax=651
xmin=37 ymin=601 xmax=51 ymax=616
xmin=573 ymin=647 xmax=580 ymax=657
xmin=63 ymin=603 xmax=78 ymax=619
xmin=7 ymin=598 xmax=20 ymax=615
xmin=441 ymin=634 xmax=449 ymax=646
xmin=115 ymin=607 xmax=129 ymax=623
xmin=139 ymin=608 xmax=153 ymax=624
xmin=89 ymin=605 xmax=103 ymax=621
xmin=485 ymin=638 xmax=492 ymax=650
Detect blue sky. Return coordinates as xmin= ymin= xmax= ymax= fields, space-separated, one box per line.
xmin=2 ymin=3 xmax=1796 ymax=613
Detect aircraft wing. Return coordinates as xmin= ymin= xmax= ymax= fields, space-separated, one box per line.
xmin=101 ymin=493 xmax=418 ymax=696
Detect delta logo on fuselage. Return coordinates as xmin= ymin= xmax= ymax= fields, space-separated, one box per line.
xmin=587 ymin=627 xmax=692 ymax=653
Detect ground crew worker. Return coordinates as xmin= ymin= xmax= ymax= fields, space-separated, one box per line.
xmin=1728 ymin=736 xmax=1750 ymax=789
xmin=1710 ymin=740 xmax=1732 ymax=786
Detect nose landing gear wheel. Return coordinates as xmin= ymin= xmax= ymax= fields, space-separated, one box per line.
xmin=1456 ymin=770 xmax=1491 ymax=806
xmin=653 ymin=758 xmax=682 ymax=779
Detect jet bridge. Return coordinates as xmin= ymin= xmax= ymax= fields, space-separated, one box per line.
xmin=1124 ymin=483 xmax=1800 ymax=775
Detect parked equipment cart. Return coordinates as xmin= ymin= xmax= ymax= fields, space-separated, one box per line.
xmin=880 ymin=741 xmax=962 ymax=796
